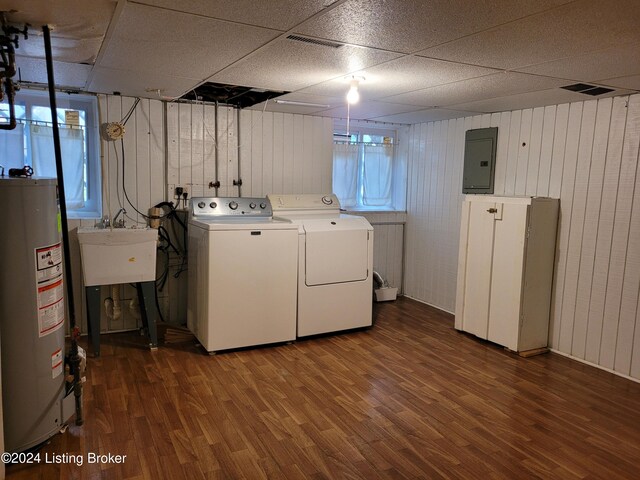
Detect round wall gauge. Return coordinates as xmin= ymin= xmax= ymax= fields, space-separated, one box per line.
xmin=101 ymin=122 xmax=126 ymax=141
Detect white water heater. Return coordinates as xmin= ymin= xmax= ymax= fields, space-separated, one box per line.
xmin=0 ymin=177 xmax=70 ymax=452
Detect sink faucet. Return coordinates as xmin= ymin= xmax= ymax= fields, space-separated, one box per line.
xmin=113 ymin=207 xmax=126 ymax=227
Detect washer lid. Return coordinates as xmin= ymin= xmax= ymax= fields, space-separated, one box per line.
xmin=304 ymin=217 xmax=370 ymax=286
xmin=189 ymin=217 xmax=298 ymax=231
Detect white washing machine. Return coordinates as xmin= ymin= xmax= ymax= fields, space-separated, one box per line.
xmin=187 ymin=197 xmax=298 ymax=353
xmin=268 ymin=193 xmax=374 ymax=337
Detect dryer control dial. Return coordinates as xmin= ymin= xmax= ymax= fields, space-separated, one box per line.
xmin=209 ymin=202 xmax=217 ymax=209
xmin=260 ymin=202 xmax=267 ymax=209
xmin=321 ymin=195 xmax=333 ymax=205
xmin=229 ymin=201 xmax=239 ymax=210
xmin=249 ymin=202 xmax=256 ymax=209
xmin=198 ymin=201 xmax=206 ymax=208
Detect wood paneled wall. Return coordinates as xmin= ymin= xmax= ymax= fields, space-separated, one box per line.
xmin=166 ymin=103 xmax=334 ymax=199
xmin=351 ymin=212 xmax=406 ymax=293
xmin=405 ymin=94 xmax=640 ymax=380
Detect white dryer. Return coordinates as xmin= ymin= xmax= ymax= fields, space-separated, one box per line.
xmin=268 ymin=194 xmax=374 ymax=337
xmin=187 ymin=197 xmax=298 ymax=353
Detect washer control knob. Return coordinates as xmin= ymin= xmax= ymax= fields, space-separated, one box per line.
xmin=249 ymin=202 xmax=256 ymax=209
xmin=260 ymin=202 xmax=267 ymax=209
xmin=209 ymin=202 xmax=217 ymax=209
xmin=321 ymin=196 xmax=333 ymax=205
xmin=197 ymin=201 xmax=206 ymax=208
xmin=229 ymin=201 xmax=239 ymax=210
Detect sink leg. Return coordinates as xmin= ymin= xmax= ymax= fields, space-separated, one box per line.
xmin=137 ymin=281 xmax=158 ymax=350
xmin=85 ymin=286 xmax=101 ymax=357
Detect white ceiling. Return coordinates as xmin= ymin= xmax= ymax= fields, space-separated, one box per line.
xmin=3 ymin=0 xmax=640 ymax=124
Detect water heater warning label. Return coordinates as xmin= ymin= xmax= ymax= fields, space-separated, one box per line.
xmin=35 ymin=243 xmax=65 ymax=337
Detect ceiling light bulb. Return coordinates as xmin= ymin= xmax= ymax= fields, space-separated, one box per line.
xmin=346 ymin=79 xmax=360 ymax=104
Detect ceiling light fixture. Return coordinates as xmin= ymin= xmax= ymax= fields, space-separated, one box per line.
xmin=345 ymin=76 xmax=364 ymax=136
xmin=346 ymin=78 xmax=360 ymax=104
xmin=274 ymin=99 xmax=330 ymax=108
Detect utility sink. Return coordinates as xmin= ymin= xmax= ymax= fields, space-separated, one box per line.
xmin=77 ymin=227 xmax=158 ymax=286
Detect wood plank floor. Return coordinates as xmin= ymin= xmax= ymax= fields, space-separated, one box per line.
xmin=6 ymin=297 xmax=640 ymax=479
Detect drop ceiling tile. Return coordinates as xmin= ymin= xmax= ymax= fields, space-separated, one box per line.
xmin=249 ymin=102 xmax=331 ymax=115
xmin=516 ymin=43 xmax=640 ymax=83
xmin=314 ymin=101 xmax=425 ymax=120
xmin=87 ymin=66 xmax=200 ymax=99
xmin=98 ymin=2 xmax=281 ymax=80
xmin=209 ymin=37 xmax=400 ymax=92
xmin=418 ymin=0 xmax=640 ymax=70
xmin=383 ymin=72 xmax=567 ymax=108
xmin=373 ymin=108 xmax=481 ymax=124
xmin=597 ymin=75 xmax=640 ymax=91
xmin=248 ymin=92 xmax=345 ymax=113
xmin=449 ymin=88 xmax=634 ymax=113
xmin=4 ymin=0 xmax=116 ymax=63
xmin=299 ymin=56 xmax=499 ymax=99
xmin=133 ymin=0 xmax=336 ymax=31
xmin=15 ymin=56 xmax=91 ymax=89
xmin=296 ymin=0 xmax=573 ymax=53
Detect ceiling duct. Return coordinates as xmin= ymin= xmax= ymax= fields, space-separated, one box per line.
xmin=560 ymin=83 xmax=614 ymax=96
xmin=181 ymin=82 xmax=289 ymax=108
xmin=286 ymin=34 xmax=344 ymax=49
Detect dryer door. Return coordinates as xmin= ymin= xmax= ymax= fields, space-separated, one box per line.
xmin=304 ymin=218 xmax=369 ymax=286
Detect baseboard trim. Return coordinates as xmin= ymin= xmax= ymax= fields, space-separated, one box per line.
xmin=549 ymin=349 xmax=640 ymax=384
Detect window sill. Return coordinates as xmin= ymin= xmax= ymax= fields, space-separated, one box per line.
xmin=343 ymin=206 xmax=406 ymax=214
xmin=67 ymin=210 xmax=101 ymax=220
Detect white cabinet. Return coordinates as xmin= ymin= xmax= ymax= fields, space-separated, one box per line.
xmin=455 ymin=195 xmax=559 ymax=353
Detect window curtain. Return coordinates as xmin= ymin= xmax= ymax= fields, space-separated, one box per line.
xmin=362 ymin=144 xmax=393 ymax=206
xmin=332 ymin=143 xmax=359 ymax=208
xmin=30 ymin=124 xmax=85 ymax=209
xmin=0 ymin=124 xmax=25 ymax=171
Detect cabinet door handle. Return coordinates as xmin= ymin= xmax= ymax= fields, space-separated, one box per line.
xmin=487 ymin=208 xmax=498 ymax=213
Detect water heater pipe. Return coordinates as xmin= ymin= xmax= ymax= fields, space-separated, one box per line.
xmin=236 ymin=107 xmax=242 ymax=197
xmin=43 ymin=24 xmax=83 ymax=426
xmin=214 ymin=101 xmax=219 ymax=197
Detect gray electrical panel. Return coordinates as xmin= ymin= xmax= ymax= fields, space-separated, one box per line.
xmin=462 ymin=127 xmax=498 ymax=194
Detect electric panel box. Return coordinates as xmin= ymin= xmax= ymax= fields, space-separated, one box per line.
xmin=462 ymin=127 xmax=498 ymax=194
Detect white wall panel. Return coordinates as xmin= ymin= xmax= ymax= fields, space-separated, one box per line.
xmin=550 ymin=101 xmax=582 ymax=350
xmin=504 ymin=110 xmax=522 ymax=196
xmin=405 ymin=93 xmax=640 ymax=380
xmin=515 ymin=108 xmax=532 ymax=195
xmin=558 ymin=100 xmax=597 ymax=354
xmin=355 ymin=212 xmax=406 ymax=293
xmin=599 ymin=96 xmax=640 ymax=370
xmin=167 ymin=107 xmax=334 ymax=198
xmin=609 ymin=95 xmax=640 ymax=373
xmin=535 ymin=106 xmax=557 ymax=197
xmin=203 ymin=105 xmax=216 ymax=196
xmin=525 ymin=107 xmax=545 ymax=196
xmin=236 ymin=111 xmax=333 ymax=196
xmin=493 ymin=111 xmax=511 ymax=195
xmin=571 ymin=98 xmax=612 ymax=359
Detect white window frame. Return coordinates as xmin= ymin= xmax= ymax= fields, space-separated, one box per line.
xmin=332 ymin=123 xmax=398 ymax=210
xmin=0 ymin=89 xmax=101 ymax=219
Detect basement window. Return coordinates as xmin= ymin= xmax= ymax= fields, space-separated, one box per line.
xmin=0 ymin=89 xmax=101 ymax=218
xmin=332 ymin=126 xmax=397 ymax=209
